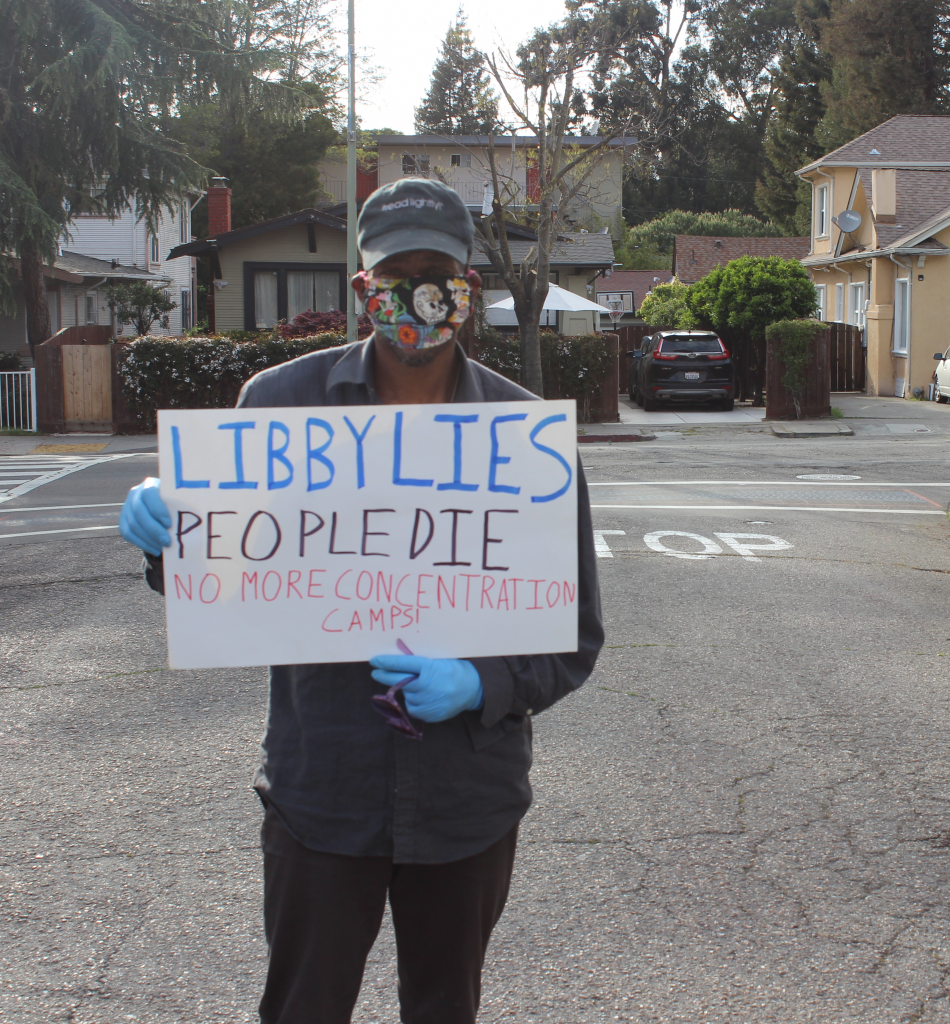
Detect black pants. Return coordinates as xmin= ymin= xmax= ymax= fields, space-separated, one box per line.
xmin=259 ymin=807 xmax=518 ymax=1024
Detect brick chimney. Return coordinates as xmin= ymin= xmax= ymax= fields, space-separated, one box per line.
xmin=207 ymin=176 xmax=232 ymax=237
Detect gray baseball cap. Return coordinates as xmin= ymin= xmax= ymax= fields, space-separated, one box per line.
xmin=357 ymin=178 xmax=474 ymax=269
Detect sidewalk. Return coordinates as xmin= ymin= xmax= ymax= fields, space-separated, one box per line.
xmin=0 ymin=433 xmax=158 ymax=456
xmin=580 ymin=393 xmax=950 ymax=439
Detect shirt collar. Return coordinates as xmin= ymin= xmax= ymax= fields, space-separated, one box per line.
xmin=327 ymin=336 xmax=482 ymax=403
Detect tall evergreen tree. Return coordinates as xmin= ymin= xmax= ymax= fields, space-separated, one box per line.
xmin=414 ymin=11 xmax=500 ymax=135
xmin=0 ymin=0 xmax=275 ymax=354
xmin=755 ymin=0 xmax=831 ymax=232
xmin=817 ymin=0 xmax=950 ymax=148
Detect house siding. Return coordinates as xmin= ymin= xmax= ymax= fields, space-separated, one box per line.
xmin=67 ymin=201 xmax=197 ymax=335
xmin=213 ymin=224 xmax=349 ymax=331
xmin=321 ymin=138 xmax=625 ymax=234
xmin=800 ymin=121 xmax=950 ymax=399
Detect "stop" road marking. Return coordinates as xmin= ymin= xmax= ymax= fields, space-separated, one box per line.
xmin=643 ymin=530 xmax=792 ymax=562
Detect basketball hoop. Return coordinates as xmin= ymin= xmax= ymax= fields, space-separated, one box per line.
xmin=607 ymin=299 xmax=624 ymax=327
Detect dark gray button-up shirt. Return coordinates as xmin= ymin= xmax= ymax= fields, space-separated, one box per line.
xmin=148 ymin=339 xmax=603 ymax=863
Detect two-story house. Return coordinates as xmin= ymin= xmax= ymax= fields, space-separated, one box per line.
xmin=67 ymin=193 xmax=201 ymax=334
xmin=0 ymin=193 xmax=201 ymax=357
xmin=319 ymin=135 xmax=631 ymax=235
xmin=797 ymin=115 xmax=950 ymax=398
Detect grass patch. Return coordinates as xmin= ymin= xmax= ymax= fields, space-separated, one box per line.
xmin=831 ymin=406 xmax=844 ymax=419
xmin=0 ymin=428 xmax=39 ymax=436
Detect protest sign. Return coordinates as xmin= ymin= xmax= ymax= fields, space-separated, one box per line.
xmin=158 ymin=401 xmax=578 ymax=669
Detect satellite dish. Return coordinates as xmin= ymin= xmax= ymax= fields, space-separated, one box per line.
xmin=833 ymin=209 xmax=863 ymax=233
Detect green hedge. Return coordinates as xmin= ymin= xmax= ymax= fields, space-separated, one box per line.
xmin=117 ymin=334 xmax=346 ymax=431
xmin=119 ymin=328 xmax=616 ymax=431
xmin=476 ymin=329 xmax=614 ymax=422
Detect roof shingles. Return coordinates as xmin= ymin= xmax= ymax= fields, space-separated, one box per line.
xmin=801 ymin=115 xmax=950 ymax=169
xmin=673 ymin=236 xmax=810 ymax=284
xmin=472 ymin=232 xmax=614 ymax=269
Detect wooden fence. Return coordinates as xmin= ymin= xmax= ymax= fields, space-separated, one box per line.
xmin=828 ymin=322 xmax=865 ymax=391
xmin=35 ymin=329 xmax=137 ymax=433
xmin=765 ymin=328 xmax=831 ymax=420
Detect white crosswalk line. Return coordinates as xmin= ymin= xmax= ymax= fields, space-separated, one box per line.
xmin=0 ymin=454 xmax=140 ymax=502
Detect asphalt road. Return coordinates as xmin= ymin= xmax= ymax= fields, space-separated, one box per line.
xmin=4 ymin=419 xmax=950 ymax=1022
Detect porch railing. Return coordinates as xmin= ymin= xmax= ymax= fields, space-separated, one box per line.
xmin=0 ymin=369 xmax=38 ymax=432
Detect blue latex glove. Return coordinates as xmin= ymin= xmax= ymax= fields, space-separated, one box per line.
xmin=369 ymin=655 xmax=484 ymax=723
xmin=119 ymin=477 xmax=171 ymax=556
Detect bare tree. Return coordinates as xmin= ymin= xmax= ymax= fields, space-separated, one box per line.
xmin=477 ymin=19 xmax=634 ymax=396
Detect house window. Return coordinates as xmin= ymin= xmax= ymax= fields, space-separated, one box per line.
xmin=150 ymin=234 xmax=160 ymax=264
xmin=287 ymin=270 xmax=342 ymax=319
xmin=834 ymin=282 xmax=844 ymax=322
xmin=815 ymin=184 xmax=829 ymax=237
xmin=849 ymin=282 xmax=866 ymax=328
xmin=181 ymin=289 xmax=192 ymax=331
xmin=402 ymin=154 xmax=429 ymax=176
xmin=85 ymin=291 xmax=99 ymax=325
xmin=814 ymin=283 xmax=827 ymax=320
xmin=245 ymin=263 xmax=346 ymax=331
xmin=180 ymin=203 xmax=189 ymax=244
xmin=451 ymin=154 xmax=461 ymax=167
xmin=254 ymin=272 xmax=279 ymax=328
xmin=893 ymin=278 xmax=909 ymax=353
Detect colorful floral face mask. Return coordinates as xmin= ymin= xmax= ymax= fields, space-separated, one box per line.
xmin=358 ymin=271 xmax=475 ymax=350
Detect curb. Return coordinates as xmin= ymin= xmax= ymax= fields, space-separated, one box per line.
xmin=770 ymin=422 xmax=854 ymax=438
xmin=577 ymin=433 xmax=656 ymax=443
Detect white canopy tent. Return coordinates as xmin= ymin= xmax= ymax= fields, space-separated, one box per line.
xmin=486 ymin=284 xmax=613 ymax=313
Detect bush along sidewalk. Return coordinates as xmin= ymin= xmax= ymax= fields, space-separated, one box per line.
xmin=117 ymin=333 xmax=346 ymax=431
xmin=118 ymin=322 xmax=617 ymax=431
xmin=477 ymin=327 xmax=615 ymax=423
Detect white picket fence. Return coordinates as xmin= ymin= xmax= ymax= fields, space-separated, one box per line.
xmin=0 ymin=369 xmax=38 ymax=432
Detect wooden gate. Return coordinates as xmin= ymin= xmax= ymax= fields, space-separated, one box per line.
xmin=62 ymin=345 xmax=112 ymax=431
xmin=829 ymin=322 xmax=865 ymax=391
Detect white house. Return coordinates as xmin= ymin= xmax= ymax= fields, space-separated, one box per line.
xmin=0 ymin=193 xmax=202 ymax=357
xmin=66 ymin=194 xmax=201 ymax=334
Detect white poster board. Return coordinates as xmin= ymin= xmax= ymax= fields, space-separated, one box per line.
xmin=158 ymin=401 xmax=578 ymax=669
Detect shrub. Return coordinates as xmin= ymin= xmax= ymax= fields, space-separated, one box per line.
xmin=106 ymin=282 xmax=178 ymax=336
xmin=117 ymin=333 xmax=347 ymax=431
xmin=280 ymin=309 xmax=373 ymax=339
xmin=477 ymin=329 xmax=615 ymax=422
xmin=638 ymin=280 xmax=696 ymax=328
xmin=764 ymin=318 xmax=827 ymax=419
xmin=686 ymin=256 xmax=819 ymax=404
xmin=0 ymin=351 xmax=22 ymax=371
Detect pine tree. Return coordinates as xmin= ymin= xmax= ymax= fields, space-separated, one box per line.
xmin=755 ymin=0 xmax=831 ymax=232
xmin=818 ymin=0 xmax=950 ymax=147
xmin=414 ymin=11 xmax=500 ymax=135
xmin=0 ymin=0 xmax=281 ymax=354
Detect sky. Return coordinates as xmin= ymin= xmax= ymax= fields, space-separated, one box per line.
xmin=339 ymin=0 xmax=573 ymax=134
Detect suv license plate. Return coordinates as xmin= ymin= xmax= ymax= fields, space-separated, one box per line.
xmin=685 ymin=372 xmax=700 ymax=380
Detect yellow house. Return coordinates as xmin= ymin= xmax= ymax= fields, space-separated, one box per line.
xmin=796 ymin=115 xmax=950 ymax=398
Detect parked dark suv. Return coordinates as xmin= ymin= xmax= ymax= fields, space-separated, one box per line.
xmin=629 ymin=331 xmax=735 ymax=411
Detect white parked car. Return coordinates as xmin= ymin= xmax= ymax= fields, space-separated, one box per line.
xmin=934 ymin=348 xmax=950 ymax=402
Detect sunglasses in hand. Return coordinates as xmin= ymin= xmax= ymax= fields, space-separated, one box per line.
xmin=371 ymin=638 xmax=423 ymax=740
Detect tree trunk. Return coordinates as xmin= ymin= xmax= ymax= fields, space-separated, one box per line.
xmin=21 ymin=240 xmax=52 ymax=359
xmin=520 ymin=318 xmax=543 ymax=397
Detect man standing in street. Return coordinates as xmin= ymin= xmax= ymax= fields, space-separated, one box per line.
xmin=119 ymin=178 xmax=604 ymax=1024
